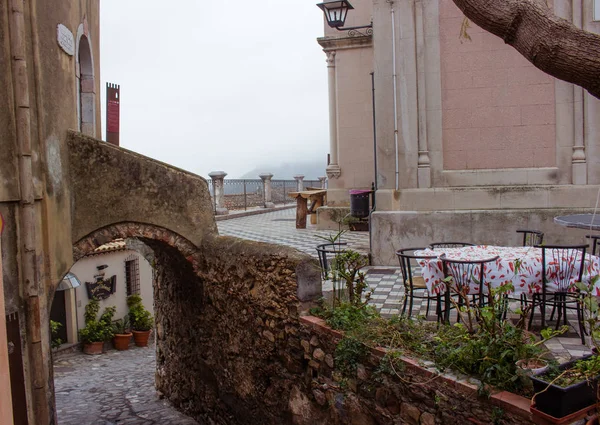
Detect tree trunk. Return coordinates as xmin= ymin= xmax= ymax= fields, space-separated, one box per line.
xmin=451 ymin=0 xmax=600 ymax=99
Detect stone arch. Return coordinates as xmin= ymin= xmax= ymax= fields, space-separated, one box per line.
xmin=75 ymin=22 xmax=96 ymax=137
xmin=72 ymin=222 xmax=198 ymax=265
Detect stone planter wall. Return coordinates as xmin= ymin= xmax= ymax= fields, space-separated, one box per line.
xmin=297 ymin=316 xmax=536 ymax=425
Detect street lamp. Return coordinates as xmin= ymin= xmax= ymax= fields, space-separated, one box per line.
xmin=316 ymin=0 xmax=373 ymax=36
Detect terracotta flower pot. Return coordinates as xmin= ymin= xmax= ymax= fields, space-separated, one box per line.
xmin=132 ymin=330 xmax=151 ymax=347
xmin=113 ymin=333 xmax=132 ymax=351
xmin=83 ymin=341 xmax=104 ymax=355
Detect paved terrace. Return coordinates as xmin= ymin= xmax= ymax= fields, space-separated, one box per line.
xmin=218 ymin=208 xmax=591 ymax=362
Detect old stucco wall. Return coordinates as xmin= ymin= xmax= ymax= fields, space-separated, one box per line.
xmin=371 ymin=208 xmax=596 ymax=265
xmin=67 ymin=131 xmax=217 ymax=262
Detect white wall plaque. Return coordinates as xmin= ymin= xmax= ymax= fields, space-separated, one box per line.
xmin=57 ymin=24 xmax=75 ymax=56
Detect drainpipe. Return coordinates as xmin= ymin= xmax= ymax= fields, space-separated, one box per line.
xmin=388 ymin=0 xmax=399 ymax=191
xmin=9 ymin=0 xmax=48 ymax=423
xmin=368 ymin=72 xmax=378 ymax=264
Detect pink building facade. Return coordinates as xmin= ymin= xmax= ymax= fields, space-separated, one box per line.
xmin=318 ymin=0 xmax=600 ymax=265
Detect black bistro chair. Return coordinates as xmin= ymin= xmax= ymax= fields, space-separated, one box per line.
xmin=440 ymin=255 xmax=499 ymax=324
xmin=586 ymin=235 xmax=600 ymax=256
xmin=512 ymin=229 xmax=544 ymax=309
xmin=528 ymin=244 xmax=588 ymax=344
xmin=516 ymin=229 xmax=544 ymax=247
xmin=315 ymin=242 xmax=348 ymax=280
xmin=429 ymin=242 xmax=475 ymax=249
xmin=396 ymin=248 xmax=440 ymax=319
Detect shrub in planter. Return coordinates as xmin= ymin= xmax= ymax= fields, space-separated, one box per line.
xmin=529 ymin=277 xmax=600 ymax=421
xmin=127 ymin=295 xmax=153 ymax=347
xmin=112 ymin=316 xmax=132 ymax=351
xmin=531 ymin=355 xmax=599 ymax=420
xmin=79 ymin=299 xmax=115 ymax=355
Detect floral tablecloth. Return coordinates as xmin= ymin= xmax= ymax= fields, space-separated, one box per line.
xmin=414 ymin=245 xmax=600 ymax=296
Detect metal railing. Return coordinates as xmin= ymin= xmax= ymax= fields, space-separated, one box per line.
xmin=208 ymin=178 xmax=322 ymax=212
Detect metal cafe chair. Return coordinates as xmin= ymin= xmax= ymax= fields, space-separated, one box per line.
xmin=586 ymin=234 xmax=600 ymax=256
xmin=429 ymin=242 xmax=475 ymax=249
xmin=511 ymin=230 xmax=544 ymax=309
xmin=440 ymin=255 xmax=499 ymax=324
xmin=516 ymin=229 xmax=544 ymax=247
xmin=396 ymin=248 xmax=440 ymax=320
xmin=315 ymin=242 xmax=348 ymax=280
xmin=528 ymin=244 xmax=588 ymax=344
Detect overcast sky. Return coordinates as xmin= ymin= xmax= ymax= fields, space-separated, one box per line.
xmin=100 ymin=0 xmax=329 ymax=179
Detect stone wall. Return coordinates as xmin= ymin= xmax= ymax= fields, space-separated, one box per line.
xmin=296 ymin=316 xmax=534 ymax=425
xmin=153 ymin=234 xmax=322 ymax=424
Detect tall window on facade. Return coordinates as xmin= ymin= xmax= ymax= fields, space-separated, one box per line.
xmin=78 ymin=35 xmax=95 ymax=136
xmin=125 ymin=256 xmax=140 ymax=296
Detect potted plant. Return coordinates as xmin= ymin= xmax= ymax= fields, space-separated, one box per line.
xmin=127 ymin=295 xmax=153 ymax=347
xmin=50 ymin=320 xmax=63 ymax=350
xmin=530 ymin=276 xmax=600 ymax=422
xmin=79 ymin=299 xmax=115 ymax=355
xmin=112 ymin=316 xmax=132 ymax=351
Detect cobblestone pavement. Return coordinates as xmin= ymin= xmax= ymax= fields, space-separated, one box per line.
xmin=54 ymin=346 xmax=198 ymax=425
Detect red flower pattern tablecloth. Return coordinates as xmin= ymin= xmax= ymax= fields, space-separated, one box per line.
xmin=414 ymin=245 xmax=600 ymax=296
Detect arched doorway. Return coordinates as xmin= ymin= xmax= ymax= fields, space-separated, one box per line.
xmin=77 ymin=34 xmax=95 ymax=137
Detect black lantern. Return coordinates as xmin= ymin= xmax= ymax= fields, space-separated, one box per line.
xmin=316 ymin=0 xmax=372 ymax=36
xmin=316 ymin=0 xmax=354 ymax=28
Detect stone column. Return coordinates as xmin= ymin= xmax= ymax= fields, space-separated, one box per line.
xmin=208 ymin=171 xmax=229 ymax=215
xmin=325 ymin=51 xmax=341 ymax=179
xmin=318 ymin=176 xmax=327 ymax=189
xmin=259 ymin=173 xmax=275 ymax=208
xmin=415 ymin=0 xmax=431 ymax=188
xmin=293 ymin=175 xmax=305 ymax=192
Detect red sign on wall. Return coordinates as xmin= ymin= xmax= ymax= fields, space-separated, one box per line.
xmin=106 ymin=83 xmax=120 ymax=146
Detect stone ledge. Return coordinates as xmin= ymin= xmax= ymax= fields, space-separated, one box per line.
xmin=299 ymin=315 xmax=534 ymax=422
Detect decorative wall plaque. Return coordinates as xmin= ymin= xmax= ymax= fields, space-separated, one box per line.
xmin=56 ymin=24 xmax=75 ymax=56
xmin=85 ymin=276 xmax=116 ymax=300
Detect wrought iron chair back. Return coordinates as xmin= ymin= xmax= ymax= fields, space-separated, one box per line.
xmin=396 ymin=248 xmax=439 ymax=319
xmin=538 ymin=244 xmax=588 ymax=292
xmin=315 ymin=242 xmax=348 ymax=280
xmin=586 ymin=235 xmax=600 ymax=256
xmin=516 ymin=229 xmax=544 ymax=247
xmin=440 ymin=255 xmax=499 ymax=297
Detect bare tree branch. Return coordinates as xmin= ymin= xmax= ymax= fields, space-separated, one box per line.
xmin=451 ymin=0 xmax=600 ymax=99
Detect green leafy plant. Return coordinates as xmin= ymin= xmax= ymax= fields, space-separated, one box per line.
xmin=112 ymin=315 xmax=131 ymax=335
xmin=335 ymin=336 xmax=369 ymax=376
xmin=127 ymin=295 xmax=153 ymax=331
xmin=50 ymin=320 xmax=63 ymax=349
xmin=79 ymin=299 xmax=116 ymax=344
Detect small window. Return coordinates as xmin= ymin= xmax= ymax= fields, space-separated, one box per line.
xmin=595 ymin=0 xmax=600 ymax=21
xmin=125 ymin=256 xmax=140 ymax=296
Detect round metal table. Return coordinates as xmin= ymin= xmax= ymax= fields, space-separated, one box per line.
xmin=554 ymin=214 xmax=600 ymax=231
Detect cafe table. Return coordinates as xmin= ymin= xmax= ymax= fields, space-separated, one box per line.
xmin=554 ymin=214 xmax=600 ymax=231
xmin=414 ymin=245 xmax=600 ymax=296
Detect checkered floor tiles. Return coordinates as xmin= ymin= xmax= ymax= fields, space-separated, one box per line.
xmin=217 ymin=207 xmax=370 ymax=258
